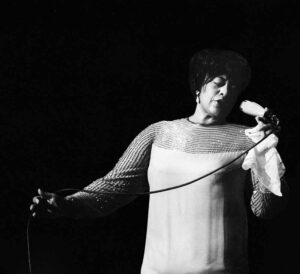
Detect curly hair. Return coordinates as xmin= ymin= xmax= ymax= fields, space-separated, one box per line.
xmin=189 ymin=49 xmax=251 ymax=99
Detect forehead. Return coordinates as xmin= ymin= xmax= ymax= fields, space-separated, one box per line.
xmin=209 ymin=74 xmax=241 ymax=86
xmin=208 ymin=74 xmax=241 ymax=92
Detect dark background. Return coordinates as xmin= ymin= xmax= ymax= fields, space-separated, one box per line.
xmin=1 ymin=1 xmax=300 ymax=273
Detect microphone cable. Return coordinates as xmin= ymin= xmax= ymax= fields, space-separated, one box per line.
xmin=26 ymin=124 xmax=279 ymax=274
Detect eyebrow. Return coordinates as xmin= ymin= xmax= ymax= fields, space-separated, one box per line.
xmin=214 ymin=76 xmax=227 ymax=82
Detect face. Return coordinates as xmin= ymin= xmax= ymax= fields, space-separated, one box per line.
xmin=198 ymin=75 xmax=240 ymax=120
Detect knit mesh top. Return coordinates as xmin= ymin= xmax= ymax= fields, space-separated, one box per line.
xmin=69 ymin=118 xmax=286 ymax=274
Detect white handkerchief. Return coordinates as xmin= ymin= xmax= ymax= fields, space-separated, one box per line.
xmin=242 ymin=128 xmax=285 ymax=196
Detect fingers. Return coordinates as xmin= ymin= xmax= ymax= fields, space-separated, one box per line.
xmin=256 ymin=110 xmax=280 ymax=127
xmin=250 ymin=121 xmax=268 ymax=134
xmin=38 ymin=188 xmax=54 ymax=199
xmin=274 ymin=125 xmax=281 ymax=137
xmin=32 ymin=195 xmax=54 ymax=207
xmin=30 ymin=204 xmax=56 ymax=218
xmin=32 ymin=196 xmax=39 ymax=204
xmin=30 ymin=189 xmax=59 ymax=218
xmin=254 ymin=116 xmax=278 ymax=133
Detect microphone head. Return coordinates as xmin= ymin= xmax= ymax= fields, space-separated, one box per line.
xmin=240 ymin=100 xmax=266 ymax=117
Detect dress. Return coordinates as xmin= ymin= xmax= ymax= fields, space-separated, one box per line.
xmin=68 ymin=118 xmax=287 ymax=274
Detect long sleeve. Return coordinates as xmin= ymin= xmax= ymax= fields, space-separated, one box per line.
xmin=66 ymin=122 xmax=162 ymax=218
xmin=249 ymin=171 xmax=289 ymax=219
xmin=242 ymin=128 xmax=289 ymax=218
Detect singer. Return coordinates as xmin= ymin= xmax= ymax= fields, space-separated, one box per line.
xmin=30 ymin=49 xmax=288 ymax=274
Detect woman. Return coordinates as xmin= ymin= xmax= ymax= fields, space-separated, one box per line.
xmin=30 ymin=49 xmax=288 ymax=274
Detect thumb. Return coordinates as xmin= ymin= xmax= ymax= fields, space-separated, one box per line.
xmin=38 ymin=188 xmax=54 ymax=199
xmin=255 ymin=116 xmax=266 ymax=124
xmin=251 ymin=121 xmax=264 ymax=133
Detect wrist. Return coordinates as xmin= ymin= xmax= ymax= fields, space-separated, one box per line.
xmin=64 ymin=196 xmax=81 ymax=219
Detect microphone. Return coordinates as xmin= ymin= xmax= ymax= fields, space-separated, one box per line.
xmin=240 ymin=100 xmax=279 ymax=126
xmin=239 ymin=100 xmax=266 ymax=117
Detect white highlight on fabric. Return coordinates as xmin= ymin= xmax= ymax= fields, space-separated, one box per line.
xmin=142 ymin=145 xmax=248 ymax=273
xmin=242 ymin=127 xmax=285 ymax=196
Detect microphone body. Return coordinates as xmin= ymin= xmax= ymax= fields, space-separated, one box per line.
xmin=239 ymin=100 xmax=266 ymax=117
xmin=240 ymin=100 xmax=279 ymax=126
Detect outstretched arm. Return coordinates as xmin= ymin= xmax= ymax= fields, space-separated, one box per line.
xmin=65 ymin=122 xmax=162 ymax=218
xmin=30 ymin=122 xmax=163 ymax=219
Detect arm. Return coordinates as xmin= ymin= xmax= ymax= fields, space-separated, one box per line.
xmin=249 ymin=171 xmax=289 ymax=219
xmin=242 ymin=117 xmax=289 ymax=218
xmin=65 ymin=122 xmax=162 ymax=219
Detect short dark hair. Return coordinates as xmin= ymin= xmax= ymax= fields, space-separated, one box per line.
xmin=189 ymin=49 xmax=251 ymax=99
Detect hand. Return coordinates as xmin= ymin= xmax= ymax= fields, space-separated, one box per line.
xmin=29 ymin=189 xmax=74 ymax=218
xmin=255 ymin=109 xmax=281 ymax=137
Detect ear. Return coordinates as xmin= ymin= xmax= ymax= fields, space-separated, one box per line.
xmin=195 ymin=90 xmax=200 ymax=103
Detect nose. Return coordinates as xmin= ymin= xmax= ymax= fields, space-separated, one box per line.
xmin=219 ymin=83 xmax=229 ymax=97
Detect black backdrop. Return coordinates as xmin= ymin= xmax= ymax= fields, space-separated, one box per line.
xmin=1 ymin=1 xmax=300 ymax=273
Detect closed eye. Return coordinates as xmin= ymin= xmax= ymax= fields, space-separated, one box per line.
xmin=213 ymin=81 xmax=226 ymax=88
xmin=213 ymin=76 xmax=227 ymax=87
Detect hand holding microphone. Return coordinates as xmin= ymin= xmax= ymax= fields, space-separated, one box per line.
xmin=240 ymin=100 xmax=281 ymax=136
xmin=240 ymin=100 xmax=279 ymax=126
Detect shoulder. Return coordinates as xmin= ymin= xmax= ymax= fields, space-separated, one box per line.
xmin=220 ymin=122 xmax=254 ymax=136
xmin=148 ymin=120 xmax=251 ymax=133
xmin=142 ymin=120 xmax=255 ymax=147
xmin=147 ymin=120 xmax=252 ymax=134
xmin=222 ymin=123 xmax=251 ymax=133
xmin=226 ymin=123 xmax=250 ymax=130
xmin=141 ymin=120 xmax=168 ymax=134
xmin=133 ymin=120 xmax=169 ymax=144
xmin=137 ymin=119 xmax=184 ymax=142
xmin=223 ymin=123 xmax=255 ymax=145
xmin=150 ymin=119 xmax=256 ymax=153
xmin=149 ymin=119 xmax=190 ymax=135
xmin=143 ymin=119 xmax=182 ymax=132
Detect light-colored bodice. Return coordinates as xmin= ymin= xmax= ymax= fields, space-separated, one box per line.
xmin=142 ymin=145 xmax=249 ymax=274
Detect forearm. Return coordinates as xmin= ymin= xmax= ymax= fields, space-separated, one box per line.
xmin=65 ymin=172 xmax=148 ymax=219
xmin=250 ymin=176 xmax=289 ymax=219
xmin=66 ymin=188 xmax=137 ymax=219
xmin=64 ymin=193 xmax=108 ymax=219
xmin=64 ymin=122 xmax=160 ymax=219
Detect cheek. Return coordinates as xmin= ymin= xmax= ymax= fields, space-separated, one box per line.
xmin=200 ymin=92 xmax=211 ymax=105
xmin=201 ymin=87 xmax=217 ymax=100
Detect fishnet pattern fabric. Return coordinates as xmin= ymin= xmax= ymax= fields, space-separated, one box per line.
xmin=154 ymin=119 xmax=253 ymax=153
xmin=68 ymin=119 xmax=286 ymax=218
xmin=250 ymin=172 xmax=288 ymax=218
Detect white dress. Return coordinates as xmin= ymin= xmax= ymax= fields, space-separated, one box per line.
xmin=70 ymin=119 xmax=287 ymax=274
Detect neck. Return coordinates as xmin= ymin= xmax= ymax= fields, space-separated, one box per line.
xmin=189 ymin=104 xmax=226 ymax=126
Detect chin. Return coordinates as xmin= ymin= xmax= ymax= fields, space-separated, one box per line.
xmin=210 ymin=108 xmax=222 ymax=117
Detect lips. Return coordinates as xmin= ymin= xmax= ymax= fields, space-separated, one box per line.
xmin=213 ymin=96 xmax=224 ymax=101
xmin=212 ymin=99 xmax=223 ymax=104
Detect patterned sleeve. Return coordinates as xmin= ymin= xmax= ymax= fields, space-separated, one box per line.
xmin=66 ymin=121 xmax=163 ymax=218
xmin=249 ymin=170 xmax=289 ymax=219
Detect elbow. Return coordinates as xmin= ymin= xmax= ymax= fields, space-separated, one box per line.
xmin=251 ymin=194 xmax=289 ymax=219
xmin=251 ymin=207 xmax=276 ymax=219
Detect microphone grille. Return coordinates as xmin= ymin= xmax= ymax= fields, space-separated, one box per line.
xmin=240 ymin=100 xmax=265 ymax=117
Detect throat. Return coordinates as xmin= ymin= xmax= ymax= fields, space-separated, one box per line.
xmin=190 ymin=104 xmax=226 ymax=126
xmin=188 ymin=114 xmax=225 ymax=126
